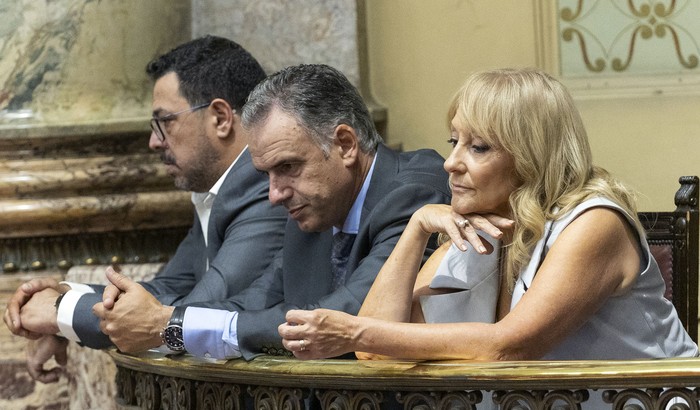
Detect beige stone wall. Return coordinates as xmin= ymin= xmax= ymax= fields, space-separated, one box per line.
xmin=365 ymin=0 xmax=700 ymax=211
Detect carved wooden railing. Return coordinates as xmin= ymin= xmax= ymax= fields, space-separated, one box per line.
xmin=111 ymin=351 xmax=700 ymax=409
xmin=108 ymin=177 xmax=700 ymax=410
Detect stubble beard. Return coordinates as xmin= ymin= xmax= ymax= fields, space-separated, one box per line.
xmin=169 ymin=135 xmax=222 ymax=193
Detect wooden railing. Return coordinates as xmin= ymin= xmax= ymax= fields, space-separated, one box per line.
xmin=111 ymin=351 xmax=700 ymax=409
xmin=108 ymin=177 xmax=700 ymax=410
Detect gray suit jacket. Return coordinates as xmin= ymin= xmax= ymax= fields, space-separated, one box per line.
xmin=190 ymin=145 xmax=451 ymax=359
xmin=72 ymin=150 xmax=288 ymax=348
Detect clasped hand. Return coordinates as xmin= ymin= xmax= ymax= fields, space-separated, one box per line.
xmin=3 ymin=277 xmax=67 ymax=339
xmin=93 ymin=266 xmax=173 ymax=353
xmin=3 ymin=277 xmax=69 ymax=383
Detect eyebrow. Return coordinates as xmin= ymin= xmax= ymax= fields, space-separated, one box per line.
xmin=262 ymin=155 xmax=303 ymax=173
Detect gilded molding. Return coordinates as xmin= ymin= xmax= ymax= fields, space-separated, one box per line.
xmin=247 ymin=385 xmax=306 ymax=410
xmin=602 ymin=387 xmax=700 ymax=410
xmin=111 ymin=353 xmax=700 ymax=409
xmin=396 ymin=390 xmax=482 ymax=409
xmin=316 ymin=390 xmax=384 ymax=409
xmin=492 ymin=389 xmax=589 ymax=409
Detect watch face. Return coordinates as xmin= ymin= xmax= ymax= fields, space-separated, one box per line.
xmin=163 ymin=325 xmax=185 ymax=352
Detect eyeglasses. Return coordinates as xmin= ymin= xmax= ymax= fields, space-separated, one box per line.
xmin=150 ymin=102 xmax=211 ymax=142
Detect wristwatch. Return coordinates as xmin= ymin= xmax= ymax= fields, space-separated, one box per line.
xmin=161 ymin=306 xmax=186 ymax=353
xmin=54 ymin=293 xmax=65 ymax=311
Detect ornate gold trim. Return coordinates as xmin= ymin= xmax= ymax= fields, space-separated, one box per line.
xmin=112 ymin=352 xmax=700 ymax=409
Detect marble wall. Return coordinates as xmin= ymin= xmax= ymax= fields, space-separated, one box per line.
xmin=1 ymin=1 xmax=191 ymax=409
xmin=0 ymin=0 xmax=190 ymax=125
xmin=1 ymin=1 xmax=375 ymax=409
xmin=191 ymin=0 xmax=387 ymax=139
xmin=192 ymin=0 xmax=360 ymax=86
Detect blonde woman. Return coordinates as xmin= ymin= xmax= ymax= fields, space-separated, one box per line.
xmin=278 ymin=68 xmax=698 ymax=361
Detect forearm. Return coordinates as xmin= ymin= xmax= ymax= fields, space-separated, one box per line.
xmin=358 ymin=217 xmax=431 ymax=322
xmin=354 ymin=317 xmax=508 ymax=361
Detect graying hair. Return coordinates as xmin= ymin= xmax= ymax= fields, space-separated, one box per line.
xmin=241 ymin=64 xmax=382 ymax=156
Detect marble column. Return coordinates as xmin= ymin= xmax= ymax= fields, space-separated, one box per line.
xmin=0 ymin=1 xmax=191 ymax=409
xmin=0 ymin=0 xmax=190 ymax=123
xmin=1 ymin=1 xmax=386 ymax=409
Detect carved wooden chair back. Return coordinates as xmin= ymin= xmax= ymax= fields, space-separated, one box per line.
xmin=638 ymin=176 xmax=699 ymax=342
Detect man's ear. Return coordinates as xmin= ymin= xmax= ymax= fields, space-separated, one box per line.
xmin=334 ymin=124 xmax=360 ymax=166
xmin=209 ymin=98 xmax=235 ymax=139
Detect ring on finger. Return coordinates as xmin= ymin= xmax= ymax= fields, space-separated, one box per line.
xmin=299 ymin=339 xmax=306 ymax=351
xmin=458 ymin=219 xmax=470 ymax=228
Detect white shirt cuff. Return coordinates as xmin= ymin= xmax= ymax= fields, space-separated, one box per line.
xmin=59 ymin=281 xmax=97 ymax=294
xmin=183 ymin=307 xmax=241 ymax=359
xmin=56 ymin=289 xmax=93 ymax=343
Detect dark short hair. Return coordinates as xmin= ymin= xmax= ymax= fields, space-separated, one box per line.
xmin=146 ymin=35 xmax=266 ymax=111
xmin=241 ymin=64 xmax=382 ymax=155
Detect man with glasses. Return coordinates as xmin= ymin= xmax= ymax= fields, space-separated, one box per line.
xmin=151 ymin=102 xmax=210 ymax=142
xmin=4 ymin=36 xmax=287 ymax=381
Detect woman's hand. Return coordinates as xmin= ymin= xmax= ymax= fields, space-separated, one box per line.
xmin=278 ymin=309 xmax=359 ymax=360
xmin=412 ymin=204 xmax=514 ymax=254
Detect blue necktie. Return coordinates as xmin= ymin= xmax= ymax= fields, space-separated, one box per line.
xmin=331 ymin=232 xmax=356 ymax=291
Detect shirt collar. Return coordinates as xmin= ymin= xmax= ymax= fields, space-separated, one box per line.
xmin=334 ymin=154 xmax=377 ymax=235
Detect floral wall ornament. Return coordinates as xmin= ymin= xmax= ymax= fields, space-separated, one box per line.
xmin=558 ymin=0 xmax=700 ymax=75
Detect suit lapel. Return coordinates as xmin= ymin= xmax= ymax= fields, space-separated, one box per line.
xmin=343 ymin=145 xmax=400 ymax=274
xmin=207 ymin=150 xmax=254 ymax=260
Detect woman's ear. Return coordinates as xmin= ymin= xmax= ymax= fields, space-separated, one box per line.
xmin=209 ymin=98 xmax=235 ymax=139
xmin=333 ymin=124 xmax=360 ymax=167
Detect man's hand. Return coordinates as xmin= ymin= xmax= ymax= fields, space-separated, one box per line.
xmin=4 ymin=277 xmax=68 ymax=339
xmin=26 ymin=335 xmax=68 ymax=383
xmin=279 ymin=308 xmax=358 ymax=360
xmin=93 ymin=267 xmax=174 ymax=353
xmin=19 ymin=288 xmax=62 ymax=335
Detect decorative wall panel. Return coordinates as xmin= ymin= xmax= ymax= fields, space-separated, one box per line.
xmin=536 ymin=0 xmax=700 ymax=97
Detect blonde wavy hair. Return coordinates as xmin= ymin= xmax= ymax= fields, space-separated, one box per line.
xmin=447 ymin=68 xmax=641 ymax=291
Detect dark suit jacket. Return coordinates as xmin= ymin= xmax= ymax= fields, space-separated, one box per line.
xmin=190 ymin=145 xmax=451 ymax=360
xmin=72 ymin=150 xmax=288 ymax=348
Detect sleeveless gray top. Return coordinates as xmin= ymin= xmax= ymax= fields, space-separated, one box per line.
xmin=422 ymin=197 xmax=697 ymax=359
xmin=512 ymin=197 xmax=698 ymax=359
